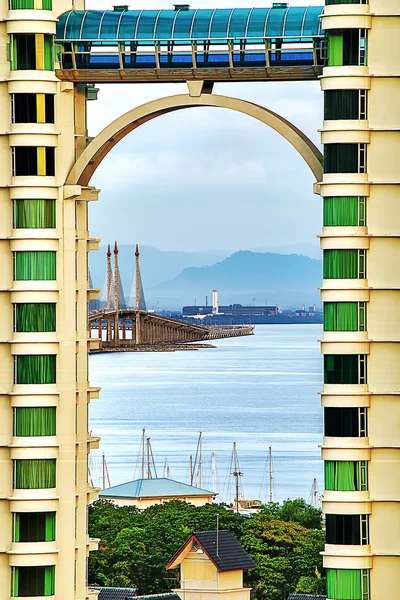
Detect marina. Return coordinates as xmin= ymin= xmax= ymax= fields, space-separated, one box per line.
xmin=89 ymin=323 xmax=323 ymax=504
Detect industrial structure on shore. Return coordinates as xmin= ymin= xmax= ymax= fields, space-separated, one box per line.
xmin=0 ymin=1 xmax=398 ymax=599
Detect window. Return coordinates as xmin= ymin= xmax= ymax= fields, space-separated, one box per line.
xmin=323 ymin=196 xmax=366 ymax=227
xmin=11 ymin=565 xmax=55 ymax=597
xmin=14 ymin=199 xmax=56 ymax=229
xmin=324 ymin=144 xmax=367 ymax=174
xmin=327 ymin=29 xmax=367 ymax=67
xmin=12 ymin=93 xmax=55 ymax=124
xmin=13 ymin=512 xmax=56 ymax=542
xmin=324 ymin=90 xmax=367 ymax=120
xmin=12 ymin=34 xmax=53 ymax=70
xmin=15 ymin=303 xmax=56 ymax=332
xmin=326 ymin=514 xmax=369 ymax=545
xmin=323 ymin=250 xmax=366 ymax=279
xmin=326 ymin=568 xmax=370 ymax=600
xmin=13 ymin=147 xmax=55 ymax=176
xmin=13 ymin=459 xmax=56 ymax=489
xmin=325 ymin=407 xmax=368 ymax=437
xmin=324 ymin=354 xmax=367 ymax=384
xmin=14 ymin=251 xmax=56 ymax=280
xmin=325 ymin=460 xmax=368 ymax=491
xmin=15 ymin=355 xmax=56 ymax=384
xmin=325 ymin=0 xmax=368 ymax=6
xmin=14 ymin=407 xmax=56 ymax=436
xmin=324 ymin=302 xmax=366 ymax=331
xmin=10 ymin=0 xmax=52 ymax=7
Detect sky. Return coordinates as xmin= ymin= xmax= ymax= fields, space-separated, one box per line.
xmin=86 ymin=0 xmax=324 ymax=252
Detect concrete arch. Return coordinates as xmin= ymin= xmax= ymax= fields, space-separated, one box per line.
xmin=67 ymin=93 xmax=323 ymax=186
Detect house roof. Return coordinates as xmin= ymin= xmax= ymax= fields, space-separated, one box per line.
xmin=99 ymin=477 xmax=216 ymax=500
xmin=167 ymin=530 xmax=257 ymax=573
xmin=90 ymin=587 xmax=136 ymax=600
xmin=287 ymin=595 xmax=327 ymax=600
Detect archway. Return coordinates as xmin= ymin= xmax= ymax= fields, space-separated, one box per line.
xmin=66 ymin=92 xmax=323 ymax=186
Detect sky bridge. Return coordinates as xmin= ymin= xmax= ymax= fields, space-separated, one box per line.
xmin=55 ymin=5 xmax=324 ymax=83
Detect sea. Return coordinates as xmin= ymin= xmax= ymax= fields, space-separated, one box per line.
xmin=89 ymin=324 xmax=324 ymax=505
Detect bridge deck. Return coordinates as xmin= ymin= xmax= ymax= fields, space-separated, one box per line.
xmin=55 ymin=6 xmax=324 ymax=83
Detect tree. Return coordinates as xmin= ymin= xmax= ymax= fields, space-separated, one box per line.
xmin=88 ymin=499 xmax=325 ymax=599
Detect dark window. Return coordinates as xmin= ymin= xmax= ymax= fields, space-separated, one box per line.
xmin=45 ymin=147 xmax=55 ymax=176
xmin=324 ymin=355 xmax=366 ymax=384
xmin=13 ymin=34 xmax=36 ymax=69
xmin=13 ymin=565 xmax=55 ymax=596
xmin=326 ymin=514 xmax=367 ymax=545
xmin=324 ymin=144 xmax=359 ymax=173
xmin=14 ymin=147 xmax=37 ymax=176
xmin=13 ymin=94 xmax=55 ymax=124
xmin=325 ymin=407 xmax=367 ymax=437
xmin=45 ymin=94 xmax=54 ymax=123
xmin=13 ymin=94 xmax=37 ymax=123
xmin=324 ymin=90 xmax=360 ymax=120
xmin=16 ymin=512 xmax=55 ymax=542
xmin=343 ymin=29 xmax=360 ymax=65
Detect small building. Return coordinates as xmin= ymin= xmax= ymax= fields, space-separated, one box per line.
xmin=99 ymin=477 xmax=217 ymax=509
xmin=167 ymin=530 xmax=256 ymax=600
xmin=90 ymin=587 xmax=136 ymax=600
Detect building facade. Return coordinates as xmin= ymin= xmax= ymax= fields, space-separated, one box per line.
xmin=0 ymin=1 xmax=99 ymax=599
xmin=320 ymin=0 xmax=400 ymax=598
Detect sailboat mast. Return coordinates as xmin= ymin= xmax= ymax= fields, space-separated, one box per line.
xmin=147 ymin=437 xmax=151 ymax=479
xmin=313 ymin=477 xmax=318 ymax=508
xmin=102 ymin=453 xmax=106 ymax=490
xmin=269 ymin=446 xmax=273 ymax=503
xmin=189 ymin=455 xmax=193 ymax=486
xmin=141 ymin=428 xmax=145 ymax=479
xmin=211 ymin=452 xmax=217 ymax=492
xmin=199 ymin=431 xmax=203 ymax=488
xmin=232 ymin=442 xmax=242 ymax=514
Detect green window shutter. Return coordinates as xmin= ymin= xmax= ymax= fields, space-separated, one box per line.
xmin=11 ymin=567 xmax=19 ymax=597
xmin=15 ymin=407 xmax=56 ymax=436
xmin=325 ymin=461 xmax=360 ymax=491
xmin=44 ymin=35 xmax=53 ymax=70
xmin=12 ymin=37 xmax=18 ymax=70
xmin=324 ymin=302 xmax=358 ymax=331
xmin=14 ymin=251 xmax=56 ymax=281
xmin=324 ymin=90 xmax=359 ymax=120
xmin=12 ymin=0 xmax=35 ymax=7
xmin=13 ymin=513 xmax=20 ymax=542
xmin=328 ymin=31 xmax=343 ymax=66
xmin=45 ymin=512 xmax=56 ymax=541
xmin=323 ymin=197 xmax=359 ymax=226
xmin=15 ymin=459 xmax=56 ymax=489
xmin=327 ymin=569 xmax=362 ymax=600
xmin=15 ymin=199 xmax=56 ymax=228
xmin=42 ymin=0 xmax=52 ymax=8
xmin=324 ymin=250 xmax=358 ymax=279
xmin=15 ymin=303 xmax=56 ymax=332
xmin=44 ymin=566 xmax=55 ymax=595
xmin=16 ymin=355 xmax=56 ymax=385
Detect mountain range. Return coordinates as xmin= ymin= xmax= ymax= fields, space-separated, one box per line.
xmin=89 ymin=245 xmax=321 ymax=310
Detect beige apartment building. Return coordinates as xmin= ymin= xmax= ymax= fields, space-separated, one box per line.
xmin=0 ymin=0 xmax=398 ymax=599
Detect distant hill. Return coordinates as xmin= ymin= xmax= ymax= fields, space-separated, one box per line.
xmin=147 ymin=250 xmax=322 ymax=310
xmin=89 ymin=245 xmax=231 ymax=295
xmin=251 ymin=242 xmax=321 ymax=260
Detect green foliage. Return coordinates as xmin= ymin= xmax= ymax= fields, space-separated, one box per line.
xmin=88 ymin=498 xmax=325 ymax=600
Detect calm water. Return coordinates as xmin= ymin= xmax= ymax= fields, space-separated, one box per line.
xmin=89 ymin=324 xmax=323 ymax=504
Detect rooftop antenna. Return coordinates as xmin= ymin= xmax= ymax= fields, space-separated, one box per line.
xmin=232 ymin=442 xmax=243 ymax=514
xmin=269 ymin=446 xmax=273 ymax=503
xmin=216 ymin=513 xmax=220 ymax=558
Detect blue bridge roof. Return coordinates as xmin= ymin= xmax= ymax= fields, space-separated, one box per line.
xmin=56 ymin=6 xmax=323 ymax=43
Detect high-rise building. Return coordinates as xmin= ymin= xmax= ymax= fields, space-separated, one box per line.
xmin=0 ymin=1 xmax=100 ymax=599
xmin=321 ymin=1 xmax=400 ymax=597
